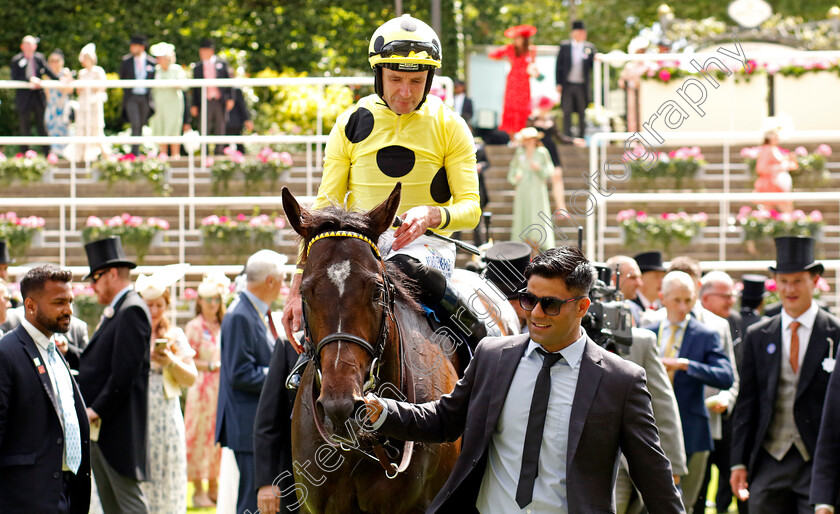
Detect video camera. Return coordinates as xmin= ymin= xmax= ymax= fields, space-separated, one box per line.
xmin=582 ymin=264 xmax=634 ymax=355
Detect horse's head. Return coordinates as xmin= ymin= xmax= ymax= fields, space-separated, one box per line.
xmin=282 ymin=184 xmax=402 ymax=436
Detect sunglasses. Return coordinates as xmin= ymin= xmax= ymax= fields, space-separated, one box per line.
xmin=90 ymin=270 xmax=106 ymax=284
xmin=518 ymin=291 xmax=586 ymax=316
xmin=372 ymin=40 xmax=441 ymax=61
xmin=202 ymin=297 xmax=222 ymax=304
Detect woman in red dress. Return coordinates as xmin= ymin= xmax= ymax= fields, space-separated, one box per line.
xmin=489 ymin=25 xmax=539 ymax=136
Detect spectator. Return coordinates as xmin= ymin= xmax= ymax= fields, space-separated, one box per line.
xmin=0 ymin=240 xmax=11 ymax=281
xmin=11 ymin=35 xmax=58 ymax=153
xmin=135 ymin=269 xmax=197 ymax=513
xmin=633 ymin=251 xmax=666 ymax=311
xmin=0 ymin=280 xmax=9 ymax=337
xmin=191 ymin=38 xmax=233 ymax=155
xmin=78 ymin=236 xmax=152 ymax=513
xmin=0 ymin=265 xmax=91 ymax=513
xmin=73 ymin=43 xmax=109 ymax=162
xmin=226 ymin=84 xmax=253 ymax=154
xmin=453 ymin=79 xmax=473 ymax=127
xmin=44 ymin=49 xmax=74 ymax=158
xmin=555 ymin=21 xmax=596 ymax=139
xmin=184 ymin=273 xmax=229 ymax=508
xmin=119 ymin=34 xmax=156 ymax=156
xmin=149 ymin=42 xmax=187 ymax=158
xmin=753 ymin=129 xmax=795 ymax=213
xmin=216 ymin=250 xmax=286 ymax=513
xmin=508 ymin=127 xmax=555 ymax=251
xmin=489 ymin=24 xmax=539 ymax=136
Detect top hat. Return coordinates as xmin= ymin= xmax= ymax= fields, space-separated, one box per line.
xmin=130 ymin=34 xmax=148 ymax=46
xmin=769 ymin=236 xmax=824 ymax=275
xmin=503 ymin=24 xmax=538 ymax=39
xmin=84 ymin=236 xmax=136 ymax=279
xmin=740 ymin=274 xmax=767 ymax=300
xmin=0 ymin=240 xmax=13 ymax=265
xmin=484 ymin=242 xmax=531 ymax=300
xmin=634 ymin=251 xmax=665 ymax=273
xmin=572 ymin=20 xmax=586 ymax=30
xmin=199 ymin=38 xmax=216 ymax=49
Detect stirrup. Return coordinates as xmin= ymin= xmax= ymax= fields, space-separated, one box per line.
xmin=285 ymin=351 xmax=312 ymax=390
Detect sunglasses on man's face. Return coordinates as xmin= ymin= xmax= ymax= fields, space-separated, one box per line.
xmin=518 ymin=291 xmax=586 ymax=316
xmin=90 ymin=270 xmax=105 ymax=284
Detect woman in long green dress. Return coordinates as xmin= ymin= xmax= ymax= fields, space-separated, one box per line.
xmin=149 ymin=42 xmax=187 ymax=157
xmin=507 ymin=126 xmax=555 ymax=251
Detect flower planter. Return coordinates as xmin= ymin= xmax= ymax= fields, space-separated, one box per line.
xmin=774 ymin=71 xmax=840 ymax=132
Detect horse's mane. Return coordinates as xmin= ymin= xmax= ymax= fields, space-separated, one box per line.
xmin=301 ymin=205 xmax=422 ymax=312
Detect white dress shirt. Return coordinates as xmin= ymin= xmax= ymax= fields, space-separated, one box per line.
xmin=475 ymin=330 xmax=587 ymax=513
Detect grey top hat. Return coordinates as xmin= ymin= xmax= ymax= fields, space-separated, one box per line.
xmin=84 ymin=236 xmax=137 ymax=279
xmin=769 ymin=236 xmax=824 ymax=275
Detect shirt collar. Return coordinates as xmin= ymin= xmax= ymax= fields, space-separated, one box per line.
xmin=203 ymin=55 xmax=216 ymax=66
xmin=668 ymin=317 xmax=689 ymax=331
xmin=242 ymin=289 xmax=269 ymax=316
xmin=782 ymin=301 xmax=819 ymax=332
xmin=21 ymin=316 xmax=52 ymax=352
xmin=525 ymin=328 xmax=587 ymax=370
xmin=109 ymin=286 xmax=132 ymax=310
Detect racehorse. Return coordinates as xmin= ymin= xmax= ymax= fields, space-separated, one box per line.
xmin=282 ymin=184 xmax=462 ymax=513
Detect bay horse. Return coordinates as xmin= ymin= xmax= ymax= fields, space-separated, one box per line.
xmin=281 ymin=184 xmax=462 ymax=513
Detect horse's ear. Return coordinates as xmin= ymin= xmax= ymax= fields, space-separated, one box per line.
xmin=281 ymin=186 xmax=308 ymax=239
xmin=368 ymin=182 xmax=402 ymax=235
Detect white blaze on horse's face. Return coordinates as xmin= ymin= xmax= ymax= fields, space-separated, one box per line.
xmin=327 ymin=260 xmax=352 ymax=297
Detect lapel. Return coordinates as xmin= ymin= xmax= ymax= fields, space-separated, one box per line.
xmin=797 ymin=310 xmax=835 ymax=400
xmin=760 ymin=315 xmax=783 ymax=400
xmin=15 ymin=326 xmax=62 ymax=423
xmin=482 ymin=334 xmax=530 ymax=443
xmin=567 ymin=340 xmax=605 ymax=463
xmin=86 ymin=290 xmax=132 ymax=351
xmin=679 ymin=318 xmax=698 ymax=358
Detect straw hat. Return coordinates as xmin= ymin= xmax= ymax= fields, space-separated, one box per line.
xmin=514 ymin=127 xmax=543 ymax=142
xmin=135 ymin=263 xmax=190 ymax=300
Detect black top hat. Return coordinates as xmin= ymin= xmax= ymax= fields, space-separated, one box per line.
xmin=572 ymin=20 xmax=586 ymax=30
xmin=769 ymin=236 xmax=824 ymax=275
xmin=199 ymin=38 xmax=216 ymax=49
xmin=84 ymin=236 xmax=136 ymax=279
xmin=130 ymin=34 xmax=148 ymax=46
xmin=634 ymin=251 xmax=665 ymax=273
xmin=0 ymin=240 xmax=13 ymax=265
xmin=484 ymin=242 xmax=531 ymax=300
xmin=740 ymin=274 xmax=766 ymax=300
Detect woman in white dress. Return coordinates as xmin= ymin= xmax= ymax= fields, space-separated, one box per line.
xmin=136 ymin=271 xmax=197 ymax=513
xmin=74 ymin=43 xmax=110 ymax=161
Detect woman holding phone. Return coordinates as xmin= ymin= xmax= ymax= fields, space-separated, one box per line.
xmin=136 ymin=269 xmax=197 ymax=513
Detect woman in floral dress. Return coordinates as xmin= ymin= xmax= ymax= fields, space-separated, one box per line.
xmin=137 ymin=272 xmax=197 ymax=513
xmin=44 ymin=50 xmax=73 ymax=157
xmin=184 ymin=273 xmax=228 ymax=507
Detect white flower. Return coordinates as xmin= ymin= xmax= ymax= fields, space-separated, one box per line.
xmin=103 ymin=306 xmax=115 ymax=319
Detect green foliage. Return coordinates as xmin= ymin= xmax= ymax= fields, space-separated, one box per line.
xmin=0 ymin=211 xmax=45 ymax=259
xmin=200 ymin=211 xmax=285 ymax=260
xmin=93 ymin=154 xmax=172 ymax=195
xmin=0 ymin=152 xmax=47 ymax=185
xmin=0 ymin=67 xmax=18 ymax=138
xmin=617 ymin=209 xmax=708 ymax=252
xmin=81 ymin=214 xmax=169 ymax=262
xmin=103 ymin=73 xmax=127 ymax=133
xmin=736 ymin=207 xmax=824 ymax=242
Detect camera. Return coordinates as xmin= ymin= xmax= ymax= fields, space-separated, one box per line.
xmin=583 ymin=264 xmax=634 ymax=355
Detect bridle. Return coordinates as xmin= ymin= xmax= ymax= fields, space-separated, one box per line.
xmin=302 ymin=229 xmax=415 ymax=478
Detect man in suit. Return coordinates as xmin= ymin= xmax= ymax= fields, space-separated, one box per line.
xmin=810 ymin=363 xmax=840 ymax=514
xmin=226 ymin=86 xmax=253 ymax=154
xmin=0 ymin=280 xmax=10 ymax=337
xmin=0 ymin=304 xmax=88 ymax=370
xmin=605 ymin=255 xmax=645 ymax=326
xmin=633 ymin=251 xmax=665 ymax=312
xmin=191 ymin=38 xmax=234 ymax=155
xmin=644 ymin=271 xmax=734 ymax=512
xmin=0 ymin=264 xmax=91 ymax=513
xmin=731 ymin=236 xmax=840 ymax=514
xmin=119 ymin=35 xmax=157 ymax=156
xmin=216 ymin=250 xmax=287 ymax=514
xmin=11 ymin=35 xmax=58 ymax=153
xmin=453 ymin=80 xmax=474 ymax=127
xmin=77 ymin=237 xmax=151 ymax=513
xmin=0 ymin=240 xmax=11 ymax=282
xmin=555 ymin=21 xmax=596 ymax=138
xmin=738 ymin=274 xmax=766 ymax=342
xmin=365 ymin=246 xmax=684 ymax=513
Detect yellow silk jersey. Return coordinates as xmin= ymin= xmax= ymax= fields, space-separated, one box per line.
xmin=314 ymin=94 xmax=481 ymax=236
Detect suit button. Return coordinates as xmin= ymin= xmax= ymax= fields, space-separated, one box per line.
xmin=57 ymin=438 xmax=63 ymax=444
xmin=53 ymin=472 xmax=59 ymax=479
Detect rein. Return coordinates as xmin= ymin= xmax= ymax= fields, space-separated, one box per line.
xmin=303 ymin=229 xmax=415 ymax=478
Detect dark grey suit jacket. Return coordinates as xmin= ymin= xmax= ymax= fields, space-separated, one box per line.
xmin=810 ymin=357 xmax=840 ymax=507
xmin=379 ymin=334 xmax=683 ymax=513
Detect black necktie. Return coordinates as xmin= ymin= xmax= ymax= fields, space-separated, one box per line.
xmin=515 ymin=347 xmax=564 ymax=508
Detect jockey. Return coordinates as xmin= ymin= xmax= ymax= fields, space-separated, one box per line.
xmin=283 ymin=14 xmax=489 ymax=388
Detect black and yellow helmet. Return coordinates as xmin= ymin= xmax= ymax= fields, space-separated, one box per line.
xmin=368 ymin=15 xmax=442 ymax=109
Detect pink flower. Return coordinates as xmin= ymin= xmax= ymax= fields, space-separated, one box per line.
xmin=24 ymin=150 xmax=37 ymax=159
xmin=15 ymin=153 xmax=23 ymax=158
xmin=274 ymin=216 xmax=286 ymax=229
xmin=738 ymin=205 xmax=753 ymax=218
xmin=754 ymin=209 xmax=771 ymax=220
xmin=794 ymin=146 xmax=808 ymax=157
xmin=259 ymin=147 xmax=272 ymax=158
xmin=745 ymin=60 xmax=757 ymax=73
xmin=0 ymin=152 xmax=5 ymax=162
xmin=201 ymin=215 xmax=220 ymax=226
xmin=810 ymin=210 xmax=824 ymax=222
xmin=779 ymin=212 xmax=792 ymax=223
xmin=158 ymin=153 xmax=168 ymax=163
xmin=816 ymin=144 xmax=832 ymax=157
xmin=85 ymin=216 xmax=104 ymax=228
xmin=636 ymin=212 xmax=648 ymax=222
xmin=769 ymin=209 xmax=781 ymax=221
xmin=791 ymin=210 xmax=806 ymax=220
xmin=693 ymin=212 xmax=708 ymax=223
xmin=765 ymin=62 xmax=781 ymax=75
xmin=121 ymin=213 xmax=131 ymax=222
xmin=616 ymin=209 xmax=636 ymax=222
xmin=47 ymin=153 xmax=59 ymax=165
xmin=127 ymin=216 xmax=143 ymax=227
xmin=816 ymin=276 xmax=830 ymax=293
xmin=149 ymin=217 xmax=170 ymax=230
xmin=666 ymin=213 xmax=679 ymax=221
xmin=279 ymin=152 xmax=293 ymax=166
xmin=219 ymin=216 xmax=229 ymax=223
xmin=765 ymin=278 xmax=777 ymax=292
xmin=232 ymin=151 xmax=246 ymax=164
xmin=183 ymin=288 xmax=198 ymax=300
xmin=237 ymin=213 xmax=247 ymax=222
xmin=658 ymin=69 xmax=672 ymax=82
xmin=223 ymin=146 xmax=234 ymax=156
xmin=106 ymin=215 xmax=123 ymax=227
xmin=205 ymin=157 xmax=215 ymax=167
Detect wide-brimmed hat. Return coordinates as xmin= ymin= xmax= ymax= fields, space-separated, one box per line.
xmin=197 ymin=272 xmax=231 ymax=298
xmin=484 ymin=242 xmax=531 ymax=300
xmin=514 ymin=126 xmax=544 ymax=142
xmin=769 ymin=236 xmax=824 ymax=275
xmin=740 ymin=274 xmax=767 ymax=301
xmin=537 ymin=96 xmax=556 ymax=110
xmin=504 ymin=24 xmax=537 ymax=39
xmin=634 ymin=251 xmax=665 ymax=273
xmin=149 ymin=42 xmax=175 ymax=58
xmin=0 ymin=240 xmax=13 ymax=265
xmin=135 ymin=263 xmax=190 ymax=301
xmin=83 ymin=236 xmax=136 ymax=279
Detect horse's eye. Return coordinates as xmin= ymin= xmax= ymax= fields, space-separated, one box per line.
xmin=372 ymin=287 xmax=383 ymax=303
